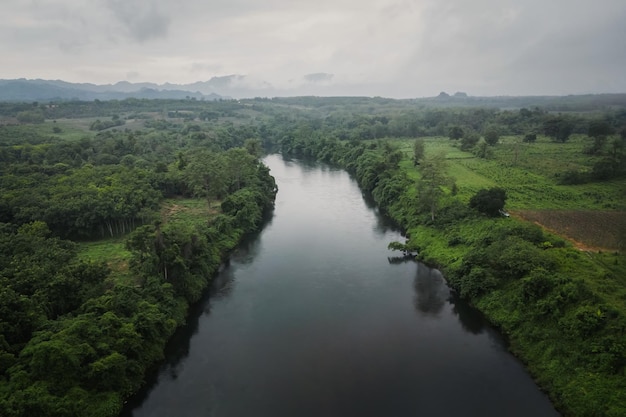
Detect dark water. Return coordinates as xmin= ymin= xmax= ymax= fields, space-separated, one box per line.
xmin=122 ymin=154 xmax=559 ymax=417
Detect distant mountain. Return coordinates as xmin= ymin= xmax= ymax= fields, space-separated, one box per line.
xmin=1 ymin=79 xmax=625 ymax=110
xmin=0 ymin=79 xmax=224 ymax=102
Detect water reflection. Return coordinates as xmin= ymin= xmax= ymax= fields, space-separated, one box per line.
xmin=386 ymin=254 xmax=415 ymax=264
xmin=361 ymin=191 xmax=402 ymax=236
xmin=413 ymin=264 xmax=449 ymax=317
xmin=449 ymin=292 xmax=486 ymax=335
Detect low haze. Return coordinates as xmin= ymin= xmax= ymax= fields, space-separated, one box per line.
xmin=2 ymin=0 xmax=625 ymax=98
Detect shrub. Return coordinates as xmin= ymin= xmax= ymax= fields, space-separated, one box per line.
xmin=558 ymin=170 xmax=588 ymax=185
xmin=469 ymin=187 xmax=507 ymax=216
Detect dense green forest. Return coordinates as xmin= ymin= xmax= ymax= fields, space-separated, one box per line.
xmin=1 ymin=96 xmax=625 ymax=416
xmin=0 ymin=106 xmax=277 ymax=416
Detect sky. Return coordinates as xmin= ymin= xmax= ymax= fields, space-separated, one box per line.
xmin=2 ymin=0 xmax=626 ymax=98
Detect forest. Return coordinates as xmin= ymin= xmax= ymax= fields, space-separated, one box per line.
xmin=0 ymin=95 xmax=625 ymax=416
xmin=0 ymin=103 xmax=277 ymax=416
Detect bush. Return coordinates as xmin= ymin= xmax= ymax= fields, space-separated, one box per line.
xmin=558 ymin=170 xmax=588 ymax=185
xmin=469 ymin=187 xmax=507 ymax=216
xmin=459 ymin=267 xmax=498 ymax=298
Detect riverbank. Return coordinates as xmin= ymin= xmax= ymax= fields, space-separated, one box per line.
xmin=279 ymin=141 xmax=626 ymax=417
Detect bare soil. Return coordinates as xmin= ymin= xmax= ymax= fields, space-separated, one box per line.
xmin=511 ymin=210 xmax=625 ymax=252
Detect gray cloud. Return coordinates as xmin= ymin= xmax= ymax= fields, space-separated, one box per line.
xmin=304 ymin=73 xmax=334 ymax=83
xmin=1 ymin=0 xmax=625 ymax=97
xmin=106 ymin=0 xmax=170 ymax=42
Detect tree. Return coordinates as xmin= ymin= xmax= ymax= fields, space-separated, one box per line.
xmin=586 ymin=120 xmax=613 ymax=155
xmin=244 ymin=138 xmax=263 ymax=157
xmin=543 ymin=116 xmax=573 ymax=143
xmin=183 ymin=150 xmax=227 ymax=207
xmin=460 ymin=132 xmax=480 ymax=151
xmin=412 ymin=138 xmax=425 ymax=165
xmin=483 ymin=125 xmax=500 ymax=146
xmin=588 ymin=120 xmax=613 ymax=139
xmin=469 ymin=187 xmax=507 ymax=216
xmin=448 ymin=126 xmax=464 ymax=140
xmin=473 ymin=138 xmax=492 ymax=159
xmin=523 ymin=133 xmax=537 ymax=143
xmin=416 ymin=153 xmax=453 ymax=221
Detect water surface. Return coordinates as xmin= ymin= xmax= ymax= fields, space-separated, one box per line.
xmin=122 ymin=154 xmax=558 ymax=417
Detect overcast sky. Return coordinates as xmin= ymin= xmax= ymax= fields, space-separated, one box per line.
xmin=2 ymin=0 xmax=625 ymax=97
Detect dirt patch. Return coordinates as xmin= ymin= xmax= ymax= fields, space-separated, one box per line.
xmin=511 ymin=210 xmax=625 ymax=252
xmin=162 ymin=203 xmax=184 ymax=222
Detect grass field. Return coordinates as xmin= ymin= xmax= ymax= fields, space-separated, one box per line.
xmin=394 ymin=136 xmax=626 ymax=250
xmin=161 ymin=198 xmax=220 ymax=226
xmin=77 ymin=238 xmax=133 ymax=283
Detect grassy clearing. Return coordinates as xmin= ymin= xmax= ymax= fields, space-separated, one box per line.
xmin=77 ymin=238 xmax=133 ymax=283
xmin=395 ymin=135 xmax=626 ymax=249
xmin=402 ymin=135 xmax=624 ymax=208
xmin=75 ymin=198 xmax=218 ymax=285
xmin=495 ymin=134 xmax=602 ymax=178
xmin=46 ymin=120 xmax=95 ymax=140
xmin=161 ymin=197 xmax=220 ymax=227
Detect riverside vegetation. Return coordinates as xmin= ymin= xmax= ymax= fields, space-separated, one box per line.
xmin=1 ymin=96 xmax=625 ymax=416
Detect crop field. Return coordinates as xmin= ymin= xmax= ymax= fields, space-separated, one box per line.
xmin=513 ymin=209 xmax=626 ymax=251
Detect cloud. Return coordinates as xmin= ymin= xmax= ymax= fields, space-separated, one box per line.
xmin=1 ymin=0 xmax=625 ymax=96
xmin=105 ymin=0 xmax=170 ymax=42
xmin=304 ymin=73 xmax=334 ymax=83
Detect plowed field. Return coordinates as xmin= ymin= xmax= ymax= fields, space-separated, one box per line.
xmin=512 ymin=210 xmax=625 ymax=251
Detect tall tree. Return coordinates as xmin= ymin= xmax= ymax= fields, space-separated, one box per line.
xmin=416 ymin=153 xmax=453 ymax=221
xmin=183 ymin=150 xmax=227 ymax=208
xmin=448 ymin=126 xmax=464 ymax=140
xmin=413 ymin=138 xmax=425 ymax=165
xmin=483 ymin=125 xmax=500 ymax=146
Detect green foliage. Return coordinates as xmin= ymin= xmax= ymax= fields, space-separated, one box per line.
xmin=523 ymin=133 xmax=537 ymax=143
xmin=544 ymin=115 xmax=574 ymax=142
xmin=16 ymin=110 xmax=45 ymax=124
xmin=483 ymin=125 xmax=500 ymax=145
xmin=460 ymin=131 xmax=480 ymax=150
xmin=588 ymin=120 xmax=613 ymax=139
xmin=469 ymin=187 xmax=507 ymax=216
xmin=416 ymin=153 xmax=453 ymax=221
xmin=472 ymin=137 xmax=492 ymax=159
xmin=89 ymin=118 xmax=125 ymax=131
xmin=412 ymin=138 xmax=425 ymax=165
xmin=2 ymin=95 xmax=625 ymax=417
xmin=0 ymin=110 xmax=277 ymax=416
xmin=448 ymin=125 xmax=464 ymax=140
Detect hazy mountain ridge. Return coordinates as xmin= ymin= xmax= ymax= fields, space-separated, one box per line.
xmin=1 ymin=79 xmax=626 ymax=111
xmin=0 ymin=79 xmax=224 ymax=102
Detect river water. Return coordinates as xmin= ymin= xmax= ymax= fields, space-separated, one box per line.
xmin=121 ymin=154 xmax=558 ymax=417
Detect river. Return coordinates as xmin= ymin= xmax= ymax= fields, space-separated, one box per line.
xmin=121 ymin=154 xmax=559 ymax=417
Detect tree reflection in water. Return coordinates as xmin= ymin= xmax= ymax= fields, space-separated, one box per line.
xmin=413 ymin=263 xmax=449 ymax=317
